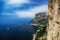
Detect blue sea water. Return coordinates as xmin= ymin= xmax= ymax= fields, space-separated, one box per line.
xmin=0 ymin=24 xmax=34 ymax=40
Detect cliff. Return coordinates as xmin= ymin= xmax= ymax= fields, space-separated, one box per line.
xmin=30 ymin=12 xmax=48 ymax=40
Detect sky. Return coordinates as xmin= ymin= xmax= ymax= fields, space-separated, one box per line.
xmin=0 ymin=0 xmax=48 ymax=25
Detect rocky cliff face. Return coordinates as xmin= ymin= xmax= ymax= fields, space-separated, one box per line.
xmin=47 ymin=0 xmax=60 ymax=40
xmin=30 ymin=12 xmax=48 ymax=40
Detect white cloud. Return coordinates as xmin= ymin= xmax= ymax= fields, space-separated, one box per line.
xmin=15 ymin=4 xmax=48 ymax=18
xmin=4 ymin=0 xmax=30 ymax=9
xmin=7 ymin=0 xmax=29 ymax=5
xmin=15 ymin=11 xmax=35 ymax=18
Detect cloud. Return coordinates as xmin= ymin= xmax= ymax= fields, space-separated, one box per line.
xmin=2 ymin=0 xmax=48 ymax=18
xmin=4 ymin=0 xmax=30 ymax=10
xmin=15 ymin=4 xmax=48 ymax=18
xmin=7 ymin=0 xmax=29 ymax=5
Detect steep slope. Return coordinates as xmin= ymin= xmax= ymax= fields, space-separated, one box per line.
xmin=30 ymin=12 xmax=48 ymax=40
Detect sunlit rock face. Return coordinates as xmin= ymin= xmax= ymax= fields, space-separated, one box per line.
xmin=47 ymin=0 xmax=60 ymax=40
xmin=30 ymin=12 xmax=48 ymax=40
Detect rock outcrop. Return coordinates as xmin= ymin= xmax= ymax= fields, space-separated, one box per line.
xmin=30 ymin=12 xmax=48 ymax=40
xmin=47 ymin=0 xmax=60 ymax=40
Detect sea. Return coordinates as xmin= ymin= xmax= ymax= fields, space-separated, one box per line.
xmin=0 ymin=24 xmax=34 ymax=40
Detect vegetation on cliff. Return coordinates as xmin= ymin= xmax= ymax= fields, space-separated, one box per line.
xmin=30 ymin=12 xmax=48 ymax=40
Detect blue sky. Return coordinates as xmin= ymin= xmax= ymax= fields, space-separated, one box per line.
xmin=0 ymin=0 xmax=48 ymax=24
